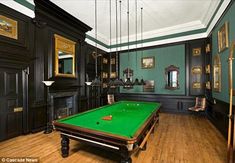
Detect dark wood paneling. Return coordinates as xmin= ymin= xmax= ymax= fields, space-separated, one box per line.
xmin=0 ymin=4 xmax=34 ymax=63
xmin=187 ymin=40 xmax=205 ymax=96
xmin=0 ymin=4 xmax=33 ymax=140
xmin=117 ymin=93 xmax=195 ymax=113
xmin=30 ymin=104 xmax=47 ymax=133
xmin=26 ymin=0 xmax=92 ymax=132
xmin=206 ymin=99 xmax=230 ymax=138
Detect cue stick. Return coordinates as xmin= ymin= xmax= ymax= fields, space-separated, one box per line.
xmin=231 ymin=41 xmax=235 ymax=163
xmin=227 ymin=41 xmax=235 ymax=163
xmin=139 ymin=120 xmax=157 ymax=150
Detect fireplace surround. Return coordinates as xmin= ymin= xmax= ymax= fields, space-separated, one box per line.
xmin=49 ymin=91 xmax=78 ymax=121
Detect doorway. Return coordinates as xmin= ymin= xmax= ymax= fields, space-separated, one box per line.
xmin=0 ymin=67 xmax=28 ymax=141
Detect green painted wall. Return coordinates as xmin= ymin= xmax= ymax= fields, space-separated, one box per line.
xmin=120 ymin=44 xmax=185 ymax=95
xmin=212 ymin=2 xmax=235 ymax=103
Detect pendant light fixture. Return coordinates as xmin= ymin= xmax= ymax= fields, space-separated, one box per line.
xmin=134 ymin=0 xmax=140 ymax=85
xmin=113 ymin=0 xmax=124 ymax=86
xmin=108 ymin=0 xmax=115 ymax=88
xmin=123 ymin=0 xmax=134 ymax=89
xmin=91 ymin=0 xmax=101 ymax=86
xmin=140 ymin=7 xmax=145 ymax=85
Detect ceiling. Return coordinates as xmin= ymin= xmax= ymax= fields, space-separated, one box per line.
xmin=49 ymin=0 xmax=220 ymax=45
xmin=0 ymin=0 xmax=230 ymax=51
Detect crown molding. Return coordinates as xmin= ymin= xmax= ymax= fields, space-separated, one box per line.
xmin=1 ymin=0 xmax=35 ymax=18
xmin=5 ymin=0 xmax=231 ymax=53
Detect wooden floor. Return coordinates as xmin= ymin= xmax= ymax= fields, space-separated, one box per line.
xmin=0 ymin=113 xmax=226 ymax=163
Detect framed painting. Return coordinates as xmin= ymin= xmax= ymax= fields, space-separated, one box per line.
xmin=110 ymin=72 xmax=116 ymax=78
xmin=205 ymin=44 xmax=211 ymax=53
xmin=213 ymin=54 xmax=221 ymax=92
xmin=0 ymin=15 xmax=18 ymax=40
xmin=192 ymin=82 xmax=201 ymax=89
xmin=141 ymin=57 xmax=155 ymax=69
xmin=103 ymin=58 xmax=108 ymax=64
xmin=218 ymin=21 xmax=229 ymax=52
xmin=143 ymin=80 xmax=155 ymax=92
xmin=191 ymin=66 xmax=202 ymax=74
xmin=205 ymin=64 xmax=210 ymax=74
xmin=206 ymin=81 xmax=211 ymax=89
xmin=111 ymin=58 xmax=115 ymax=65
xmin=192 ymin=48 xmax=201 ymax=56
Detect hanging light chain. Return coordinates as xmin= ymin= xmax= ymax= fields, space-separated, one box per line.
xmin=109 ymin=0 xmax=112 ymax=75
xmin=116 ymin=0 xmax=119 ymax=75
xmin=119 ymin=1 xmax=122 ymax=51
xmin=136 ymin=0 xmax=138 ymax=50
xmin=135 ymin=0 xmax=138 ymax=80
xmin=95 ymin=0 xmax=98 ymax=76
xmin=127 ymin=0 xmax=130 ymax=78
xmin=141 ymin=7 xmax=143 ymax=57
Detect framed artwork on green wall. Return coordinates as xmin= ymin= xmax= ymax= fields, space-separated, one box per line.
xmin=141 ymin=57 xmax=155 ymax=69
xmin=143 ymin=80 xmax=154 ymax=92
xmin=213 ymin=54 xmax=221 ymax=92
xmin=218 ymin=21 xmax=229 ymax=53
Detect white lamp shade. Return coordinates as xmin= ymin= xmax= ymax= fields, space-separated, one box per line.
xmin=42 ymin=81 xmax=55 ymax=86
xmin=85 ymin=82 xmax=92 ymax=86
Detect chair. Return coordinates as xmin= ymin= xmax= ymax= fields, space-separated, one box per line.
xmin=107 ymin=94 xmax=115 ymax=104
xmin=188 ymin=97 xmax=206 ymax=112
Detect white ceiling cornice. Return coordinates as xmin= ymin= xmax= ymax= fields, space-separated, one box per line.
xmin=0 ymin=0 xmax=35 ymax=18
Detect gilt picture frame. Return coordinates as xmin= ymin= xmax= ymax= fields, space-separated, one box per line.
xmin=192 ymin=82 xmax=201 ymax=89
xmin=206 ymin=81 xmax=211 ymax=89
xmin=205 ymin=64 xmax=210 ymax=74
xmin=218 ymin=21 xmax=229 ymax=52
xmin=141 ymin=57 xmax=155 ymax=69
xmin=192 ymin=48 xmax=201 ymax=56
xmin=191 ymin=66 xmax=202 ymax=74
xmin=0 ymin=15 xmax=18 ymax=40
xmin=213 ymin=54 xmax=221 ymax=92
xmin=143 ymin=80 xmax=155 ymax=92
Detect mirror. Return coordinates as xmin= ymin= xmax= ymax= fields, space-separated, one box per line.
xmin=165 ymin=65 xmax=179 ymax=89
xmin=54 ymin=34 xmax=76 ymax=78
xmin=213 ymin=54 xmax=221 ymax=92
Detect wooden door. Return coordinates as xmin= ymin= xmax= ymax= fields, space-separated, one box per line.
xmin=0 ymin=68 xmax=25 ymax=141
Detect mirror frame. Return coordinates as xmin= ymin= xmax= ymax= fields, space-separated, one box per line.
xmin=213 ymin=54 xmax=221 ymax=92
xmin=54 ymin=34 xmax=76 ymax=78
xmin=165 ymin=65 xmax=180 ymax=90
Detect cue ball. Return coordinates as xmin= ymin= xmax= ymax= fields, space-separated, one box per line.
xmin=96 ymin=122 xmax=99 ymax=124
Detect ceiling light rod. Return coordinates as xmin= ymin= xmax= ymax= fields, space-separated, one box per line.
xmin=140 ymin=7 xmax=145 ymax=85
xmin=108 ymin=0 xmax=115 ymax=87
xmin=134 ymin=0 xmax=140 ymax=85
xmin=91 ymin=0 xmax=101 ymax=86
xmin=113 ymin=0 xmax=124 ymax=86
xmin=123 ymin=0 xmax=133 ymax=89
xmin=127 ymin=0 xmax=130 ymax=78
xmin=119 ymin=0 xmax=122 ymax=50
xmin=95 ymin=0 xmax=98 ymax=77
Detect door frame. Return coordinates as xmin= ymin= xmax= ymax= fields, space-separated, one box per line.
xmin=22 ymin=67 xmax=29 ymax=134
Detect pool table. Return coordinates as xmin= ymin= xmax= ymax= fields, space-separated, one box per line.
xmin=53 ymin=101 xmax=161 ymax=163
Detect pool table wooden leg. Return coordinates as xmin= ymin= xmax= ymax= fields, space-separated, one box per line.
xmin=120 ymin=147 xmax=132 ymax=163
xmin=120 ymin=157 xmax=132 ymax=163
xmin=61 ymin=135 xmax=70 ymax=158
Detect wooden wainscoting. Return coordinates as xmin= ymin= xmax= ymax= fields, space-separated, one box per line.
xmin=0 ymin=113 xmax=226 ymax=163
